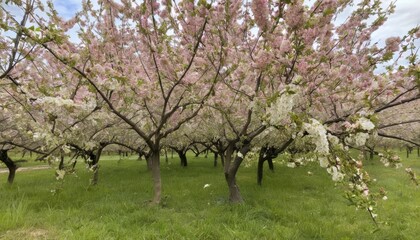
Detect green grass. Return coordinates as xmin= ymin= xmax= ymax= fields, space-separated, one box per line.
xmin=0 ymin=150 xmax=419 ymax=239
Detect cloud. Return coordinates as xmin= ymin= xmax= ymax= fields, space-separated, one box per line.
xmin=372 ymin=0 xmax=420 ymax=44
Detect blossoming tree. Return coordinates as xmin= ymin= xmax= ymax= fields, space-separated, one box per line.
xmin=1 ymin=0 xmax=419 ymax=220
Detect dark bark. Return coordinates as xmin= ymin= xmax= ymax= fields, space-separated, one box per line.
xmin=257 ymin=146 xmax=276 ymax=186
xmin=257 ymin=139 xmax=294 ymax=186
xmin=58 ymin=155 xmax=65 ymax=170
xmin=0 ymin=150 xmax=17 ymax=184
xmin=177 ymin=150 xmax=188 ymax=167
xmin=72 ymin=160 xmax=78 ymax=170
xmin=267 ymin=158 xmax=274 ymax=171
xmin=213 ymin=152 xmax=218 ymax=167
xmin=164 ymin=149 xmax=168 ymax=164
xmin=418 ymin=147 xmax=419 ymax=157
xmin=257 ymin=156 xmax=264 ymax=186
xmin=191 ymin=145 xmax=200 ymax=157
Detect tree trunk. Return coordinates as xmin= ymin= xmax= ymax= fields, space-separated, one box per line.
xmin=59 ymin=154 xmax=65 ymax=170
xmin=224 ymin=143 xmax=250 ymax=203
xmin=164 ymin=149 xmax=168 ymax=164
xmin=0 ymin=150 xmax=17 ymax=184
xmin=225 ymin=172 xmax=242 ymax=203
xmin=213 ymin=152 xmax=218 ymax=167
xmin=72 ymin=160 xmax=78 ymax=170
xmin=90 ymin=147 xmax=103 ymax=185
xmin=370 ymin=149 xmax=374 ymax=160
xmin=145 ymin=155 xmax=153 ymax=171
xmin=257 ymin=156 xmax=265 ymax=186
xmin=150 ymin=150 xmax=162 ymax=205
xmin=177 ymin=150 xmax=188 ymax=167
xmin=267 ymin=158 xmax=274 ymax=171
xmin=417 ymin=147 xmax=419 ymax=157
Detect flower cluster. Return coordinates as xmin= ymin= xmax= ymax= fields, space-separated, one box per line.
xmin=405 ymin=168 xmax=419 ymax=186
xmin=344 ymin=116 xmax=376 ymax=147
xmin=286 ymin=156 xmax=310 ymax=168
xmin=345 ymin=132 xmax=370 ymax=147
xmin=266 ymin=90 xmax=297 ymax=126
xmin=303 ymin=119 xmax=329 ymax=155
xmin=328 ymin=166 xmax=345 ymax=182
xmin=251 ymin=0 xmax=269 ymax=30
xmin=343 ymin=157 xmax=385 ymax=222
xmin=378 ymin=151 xmax=402 ymax=168
xmin=356 ymin=117 xmax=375 ymax=131
xmin=385 ymin=36 xmax=401 ymax=52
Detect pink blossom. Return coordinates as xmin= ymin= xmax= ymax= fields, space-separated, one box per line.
xmin=284 ymin=2 xmax=305 ymax=29
xmin=385 ymin=37 xmax=400 ymax=52
xmin=251 ymin=0 xmax=269 ymax=30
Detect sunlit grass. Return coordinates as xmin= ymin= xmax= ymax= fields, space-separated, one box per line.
xmin=0 ymin=149 xmax=419 ymax=239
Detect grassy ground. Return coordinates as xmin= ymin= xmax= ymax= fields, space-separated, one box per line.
xmin=0 ymin=150 xmax=419 ymax=239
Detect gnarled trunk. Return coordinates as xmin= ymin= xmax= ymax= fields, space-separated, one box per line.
xmin=224 ymin=143 xmax=250 ymax=203
xmin=225 ymin=172 xmax=242 ymax=203
xmin=0 ymin=150 xmax=17 ymax=184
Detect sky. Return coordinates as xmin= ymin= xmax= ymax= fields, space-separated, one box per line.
xmin=51 ymin=0 xmax=419 ymax=45
xmin=4 ymin=0 xmax=419 ymax=68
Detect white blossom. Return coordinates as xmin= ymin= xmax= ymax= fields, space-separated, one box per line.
xmin=328 ymin=166 xmax=345 ymax=182
xmin=319 ymin=157 xmax=329 ymax=168
xmin=356 ymin=117 xmax=375 ymax=131
xmin=346 ymin=132 xmax=369 ymax=147
xmin=267 ymin=87 xmax=297 ymax=126
xmin=303 ymin=119 xmax=329 ymax=154
xmin=287 ymin=162 xmax=296 ymax=168
xmin=55 ymin=169 xmax=66 ymax=180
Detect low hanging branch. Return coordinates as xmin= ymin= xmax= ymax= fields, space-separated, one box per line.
xmin=377 ymin=132 xmax=420 ymax=147
xmin=378 ymin=119 xmax=420 ymax=129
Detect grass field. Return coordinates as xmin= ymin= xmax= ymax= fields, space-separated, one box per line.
xmin=0 ymin=150 xmax=419 ymax=239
